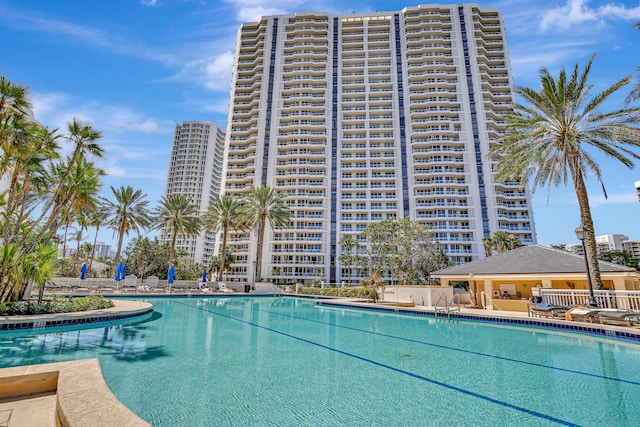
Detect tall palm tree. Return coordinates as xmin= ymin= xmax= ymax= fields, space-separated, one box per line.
xmin=491 ymin=54 xmax=640 ymax=289
xmin=152 ymin=194 xmax=201 ymax=267
xmin=203 ymin=194 xmax=246 ymax=281
xmin=105 ymin=186 xmax=151 ymax=270
xmin=626 ymin=21 xmax=640 ymax=104
xmin=242 ymin=186 xmax=291 ymax=282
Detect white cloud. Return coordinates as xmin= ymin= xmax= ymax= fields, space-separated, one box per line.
xmin=540 ymin=0 xmax=640 ymax=32
xmin=141 ymin=0 xmax=158 ymax=6
xmin=589 ymin=192 xmax=638 ymax=207
xmin=30 ymin=91 xmax=172 ymax=135
xmin=203 ymin=51 xmax=236 ymax=91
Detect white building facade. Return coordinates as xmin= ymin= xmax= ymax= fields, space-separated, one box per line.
xmin=223 ymin=4 xmax=536 ymax=285
xmin=163 ymin=121 xmax=226 ymax=265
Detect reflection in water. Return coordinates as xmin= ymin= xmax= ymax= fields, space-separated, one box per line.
xmin=0 ymin=311 xmax=168 ymax=368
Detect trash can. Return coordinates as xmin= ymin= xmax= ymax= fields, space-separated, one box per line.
xmin=244 ymin=284 xmax=251 ymax=293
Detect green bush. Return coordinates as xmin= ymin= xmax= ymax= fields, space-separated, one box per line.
xmin=0 ymin=296 xmax=114 ymax=316
xmin=298 ymin=287 xmax=378 ymax=300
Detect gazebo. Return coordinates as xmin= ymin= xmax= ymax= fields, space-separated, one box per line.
xmin=431 ymin=245 xmax=640 ymax=312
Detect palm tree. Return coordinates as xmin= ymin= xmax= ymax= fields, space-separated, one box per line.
xmin=491 ymin=54 xmax=640 ymax=289
xmin=482 ymin=236 xmax=493 ymax=257
xmin=338 ymin=234 xmax=361 ymax=285
xmin=242 ymin=186 xmax=291 ymax=282
xmin=490 ymin=231 xmax=523 ymax=254
xmin=626 ymin=22 xmax=640 ymax=105
xmin=203 ymin=194 xmax=246 ymax=281
xmin=105 ymin=186 xmax=151 ymax=269
xmin=152 ymin=194 xmax=201 ymax=267
xmin=87 ymin=203 xmax=109 ymax=277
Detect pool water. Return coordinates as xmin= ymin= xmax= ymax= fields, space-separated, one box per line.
xmin=1 ymin=296 xmax=639 ymax=426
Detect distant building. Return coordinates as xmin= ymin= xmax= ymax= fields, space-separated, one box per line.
xmin=567 ymin=233 xmax=640 ymax=265
xmin=161 ymin=121 xmax=226 ymax=265
xmin=93 ymin=241 xmax=113 ymax=259
xmin=635 ymin=181 xmax=640 ymax=202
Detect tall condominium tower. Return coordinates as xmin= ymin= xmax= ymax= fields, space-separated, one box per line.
xmin=163 ymin=121 xmax=226 ymax=265
xmin=223 ymin=4 xmax=536 ymax=285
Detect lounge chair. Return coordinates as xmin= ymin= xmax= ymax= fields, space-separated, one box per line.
xmin=597 ymin=310 xmax=640 ymax=327
xmin=529 ymin=303 xmax=568 ymax=319
xmin=219 ymin=283 xmax=234 ymax=293
xmin=566 ymin=306 xmax=603 ymax=323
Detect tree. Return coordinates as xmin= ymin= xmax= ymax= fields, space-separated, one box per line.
xmin=207 ymin=247 xmax=235 ymax=281
xmin=490 ymin=54 xmax=640 ymax=289
xmin=599 ymin=250 xmax=640 ymax=271
xmin=338 ymin=234 xmax=362 ymax=285
xmin=105 ymin=186 xmax=151 ymax=270
xmin=484 ymin=231 xmax=523 ymax=256
xmin=550 ymin=244 xmax=568 ymax=251
xmin=87 ymin=202 xmax=109 ymax=277
xmin=203 ymin=194 xmax=246 ymax=280
xmin=152 ymin=194 xmax=201 ymax=267
xmin=626 ymin=21 xmax=640 ymax=104
xmin=360 ymin=217 xmax=451 ymax=286
xmin=242 ymin=186 xmax=291 ymax=282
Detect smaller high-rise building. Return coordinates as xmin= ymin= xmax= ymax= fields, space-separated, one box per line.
xmin=635 ymin=181 xmax=640 ymax=203
xmin=162 ymin=121 xmax=226 ymax=265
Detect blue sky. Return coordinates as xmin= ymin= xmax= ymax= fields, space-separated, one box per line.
xmin=1 ymin=0 xmax=639 ymax=249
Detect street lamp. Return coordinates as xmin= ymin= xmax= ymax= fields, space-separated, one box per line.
xmin=574 ymin=226 xmax=598 ymax=307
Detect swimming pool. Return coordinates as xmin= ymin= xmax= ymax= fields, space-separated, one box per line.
xmin=1 ymin=296 xmax=639 ymax=426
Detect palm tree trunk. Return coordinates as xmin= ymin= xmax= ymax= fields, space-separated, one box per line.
xmin=113 ymin=222 xmax=126 ymax=269
xmin=169 ymin=232 xmax=177 ymax=267
xmin=255 ymin=217 xmax=266 ymax=282
xmin=89 ymin=225 xmax=100 ymax=277
xmin=572 ymin=169 xmax=603 ymax=289
xmin=219 ymin=226 xmax=228 ymax=281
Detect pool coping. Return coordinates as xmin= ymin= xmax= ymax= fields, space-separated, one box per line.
xmin=0 ymin=300 xmax=153 ymax=331
xmin=313 ymin=299 xmax=640 ymax=343
xmin=0 ymin=359 xmax=150 ymax=427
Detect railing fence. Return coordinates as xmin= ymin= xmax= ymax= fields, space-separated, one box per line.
xmin=541 ymin=289 xmax=640 ymax=311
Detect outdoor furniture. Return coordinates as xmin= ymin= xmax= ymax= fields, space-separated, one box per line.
xmin=565 ymin=306 xmax=602 ymax=323
xmin=529 ymin=303 xmax=567 ymax=319
xmin=597 ymin=310 xmax=640 ymax=327
xmin=219 ymin=283 xmax=234 ymax=293
xmin=122 ymin=286 xmax=138 ymax=294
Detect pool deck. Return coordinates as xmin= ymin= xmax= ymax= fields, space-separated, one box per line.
xmin=1 ymin=295 xmax=639 ymax=426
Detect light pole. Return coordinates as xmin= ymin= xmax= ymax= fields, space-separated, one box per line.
xmin=574 ymin=226 xmax=598 ymax=307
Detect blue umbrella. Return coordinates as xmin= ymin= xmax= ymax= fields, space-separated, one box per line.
xmin=80 ymin=262 xmax=87 ymax=280
xmin=202 ymin=267 xmax=207 ymax=284
xmin=167 ymin=264 xmax=175 ymax=285
xmin=115 ymin=260 xmax=125 ymax=282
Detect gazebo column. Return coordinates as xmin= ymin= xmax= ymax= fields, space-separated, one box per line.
xmin=484 ymin=279 xmax=494 ymax=310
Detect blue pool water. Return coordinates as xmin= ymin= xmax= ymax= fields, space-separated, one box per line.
xmin=1 ymin=296 xmax=639 ymax=426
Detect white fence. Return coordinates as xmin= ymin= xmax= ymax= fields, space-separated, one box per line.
xmin=541 ymin=289 xmax=640 ymax=311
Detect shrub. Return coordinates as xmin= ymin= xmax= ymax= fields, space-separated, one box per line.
xmin=298 ymin=287 xmax=378 ymax=300
xmin=0 ymin=296 xmax=114 ymax=316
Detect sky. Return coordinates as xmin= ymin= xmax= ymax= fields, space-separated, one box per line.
xmin=1 ymin=0 xmax=640 ymax=249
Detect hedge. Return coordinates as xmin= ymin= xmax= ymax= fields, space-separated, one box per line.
xmin=0 ymin=296 xmax=114 ymax=316
xmin=298 ymin=287 xmax=378 ymax=299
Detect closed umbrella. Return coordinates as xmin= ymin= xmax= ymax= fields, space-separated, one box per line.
xmin=202 ymin=267 xmax=207 ymax=284
xmin=168 ymin=264 xmax=175 ymax=293
xmin=115 ymin=261 xmax=125 ymax=281
xmin=80 ymin=262 xmax=87 ymax=280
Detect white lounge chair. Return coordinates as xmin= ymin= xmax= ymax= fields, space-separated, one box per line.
xmin=219 ymin=283 xmax=234 ymax=293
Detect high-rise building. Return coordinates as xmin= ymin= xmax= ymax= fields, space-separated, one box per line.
xmin=223 ymin=4 xmax=536 ymax=285
xmin=163 ymin=121 xmax=226 ymax=265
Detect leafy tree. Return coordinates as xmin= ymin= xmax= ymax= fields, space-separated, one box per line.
xmin=490 ymin=55 xmax=640 ymax=289
xmin=599 ymin=250 xmax=640 ymax=271
xmin=105 ymin=185 xmax=151 ymax=270
xmin=242 ymin=186 xmax=291 ymax=282
xmin=152 ymin=194 xmax=201 ymax=267
xmin=203 ymin=194 xmax=246 ymax=280
xmin=360 ymin=217 xmax=451 ymax=286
